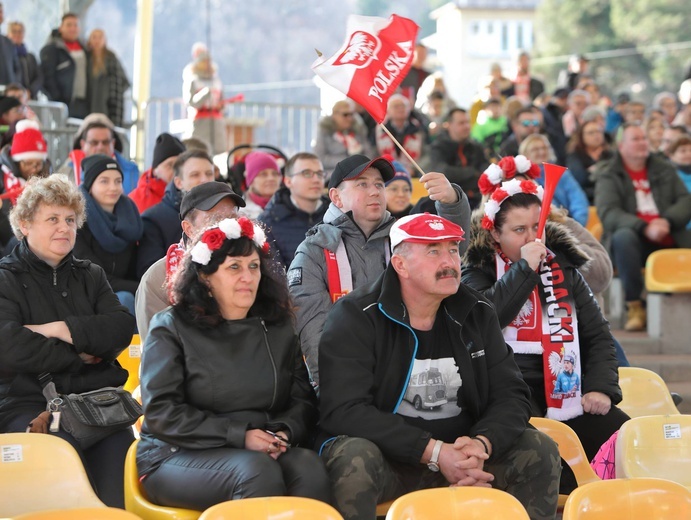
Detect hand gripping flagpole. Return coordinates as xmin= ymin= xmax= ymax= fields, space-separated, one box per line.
xmin=378 ymin=123 xmax=426 ymax=177
xmin=536 ymin=162 xmax=567 ymax=240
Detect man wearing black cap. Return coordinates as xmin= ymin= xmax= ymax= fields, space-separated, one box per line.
xmin=287 ymin=154 xmax=470 ymax=392
xmin=135 ymin=180 xmax=244 ymax=340
xmin=129 ymin=133 xmax=186 ymax=214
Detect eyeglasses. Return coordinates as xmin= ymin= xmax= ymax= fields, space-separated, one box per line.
xmin=520 ymin=119 xmax=541 ymax=127
xmin=337 ymin=112 xmax=354 ymax=117
xmin=291 ymin=169 xmax=325 ymax=180
xmin=85 ymin=139 xmax=113 ymax=147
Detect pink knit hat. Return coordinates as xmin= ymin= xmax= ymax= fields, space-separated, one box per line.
xmin=244 ymin=152 xmax=280 ymax=187
xmin=11 ymin=120 xmax=48 ymax=162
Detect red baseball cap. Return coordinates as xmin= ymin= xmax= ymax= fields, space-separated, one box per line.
xmin=390 ymin=213 xmax=465 ymax=251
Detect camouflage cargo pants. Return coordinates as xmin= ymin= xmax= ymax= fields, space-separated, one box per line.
xmin=321 ymin=428 xmax=561 ymax=520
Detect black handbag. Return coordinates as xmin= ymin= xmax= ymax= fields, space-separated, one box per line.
xmin=40 ymin=373 xmax=142 ymax=449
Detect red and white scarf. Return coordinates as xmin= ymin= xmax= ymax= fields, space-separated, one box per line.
xmin=165 ymin=240 xmax=185 ymax=304
xmin=1 ymin=165 xmax=25 ymax=205
xmin=496 ymin=250 xmax=583 ymax=421
xmin=333 ymin=131 xmax=363 ymax=156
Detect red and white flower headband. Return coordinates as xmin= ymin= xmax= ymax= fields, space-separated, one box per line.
xmin=190 ymin=217 xmax=269 ymax=265
xmin=478 ymin=155 xmax=541 ymax=196
xmin=482 ymin=178 xmax=544 ymax=230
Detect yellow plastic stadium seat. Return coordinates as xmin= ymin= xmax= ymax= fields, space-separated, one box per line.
xmin=562 ymin=477 xmax=691 ymax=519
xmin=585 ymin=206 xmax=600 ymax=233
xmin=615 ymin=414 xmax=691 ymax=490
xmin=198 ymin=497 xmax=344 ymax=520
xmin=617 ymin=367 xmax=680 ymax=418
xmin=124 ymin=440 xmax=201 ymax=520
xmin=410 ymin=178 xmax=427 ymax=204
xmin=13 ymin=507 xmax=144 ymax=520
xmin=118 ymin=334 xmax=142 ymax=394
xmin=384 ymin=487 xmax=530 ymax=520
xmin=645 ymin=248 xmax=691 ymax=293
xmin=376 ymin=500 xmax=394 ymax=517
xmin=0 ymin=433 xmax=105 ymax=517
xmin=529 ymin=417 xmax=600 ymax=507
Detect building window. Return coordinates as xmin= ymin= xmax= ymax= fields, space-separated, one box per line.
xmin=517 ymin=24 xmax=524 ymax=49
xmin=487 ymin=21 xmax=493 ymax=34
xmin=501 ymin=23 xmax=508 ymax=51
xmin=472 ymin=22 xmax=480 ymax=35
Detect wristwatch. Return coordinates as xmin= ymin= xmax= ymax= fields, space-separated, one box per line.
xmin=427 ymin=439 xmax=443 ymax=472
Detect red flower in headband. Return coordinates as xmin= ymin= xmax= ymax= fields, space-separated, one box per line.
xmin=238 ymin=217 xmax=255 ymax=240
xmin=478 ymin=155 xmax=539 ymax=196
xmin=498 ymin=157 xmax=517 ymax=178
xmin=201 ymin=228 xmax=226 ymax=250
xmin=482 ymin=178 xmax=545 ymax=231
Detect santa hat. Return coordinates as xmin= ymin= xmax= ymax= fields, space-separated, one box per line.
xmin=11 ymin=120 xmax=48 ymax=162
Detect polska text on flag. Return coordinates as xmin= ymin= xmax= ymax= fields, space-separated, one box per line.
xmin=312 ymin=14 xmax=419 ymax=124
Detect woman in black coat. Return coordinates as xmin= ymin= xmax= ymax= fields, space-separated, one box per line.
xmin=0 ymin=174 xmax=136 ymax=507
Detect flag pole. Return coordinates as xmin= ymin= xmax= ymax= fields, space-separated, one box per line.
xmin=379 ymin=123 xmax=426 ymax=177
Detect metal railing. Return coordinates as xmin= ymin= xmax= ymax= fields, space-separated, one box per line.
xmin=142 ymin=97 xmax=322 ymax=167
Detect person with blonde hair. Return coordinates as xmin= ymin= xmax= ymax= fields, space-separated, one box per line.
xmin=86 ymin=29 xmax=130 ymax=127
xmin=0 ymin=174 xmax=135 ymax=507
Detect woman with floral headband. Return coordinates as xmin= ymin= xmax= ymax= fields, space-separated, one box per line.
xmin=136 ymin=217 xmax=330 ymax=511
xmin=462 ymin=177 xmax=629 ymax=491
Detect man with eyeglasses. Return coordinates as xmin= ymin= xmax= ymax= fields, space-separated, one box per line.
xmin=499 ymin=106 xmax=543 ymax=158
xmin=288 ymin=154 xmax=469 ymax=393
xmin=57 ymin=114 xmax=140 ymax=194
xmin=259 ymin=152 xmax=330 ymax=268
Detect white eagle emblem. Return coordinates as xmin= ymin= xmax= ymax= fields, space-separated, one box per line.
xmin=512 ymin=299 xmax=533 ymax=327
xmin=428 ymin=221 xmax=444 ymax=230
xmin=548 ymin=351 xmax=563 ymax=377
xmin=334 ymin=31 xmax=381 ymax=69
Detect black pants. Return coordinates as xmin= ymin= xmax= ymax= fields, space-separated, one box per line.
xmin=5 ymin=411 xmax=134 ymax=508
xmin=142 ymin=446 xmax=331 ymax=511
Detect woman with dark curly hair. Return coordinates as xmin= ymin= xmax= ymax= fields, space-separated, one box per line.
xmin=137 ymin=216 xmax=329 ymax=511
xmin=566 ymin=120 xmax=613 ymax=203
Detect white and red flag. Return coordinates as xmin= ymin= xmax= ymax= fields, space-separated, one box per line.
xmin=312 ymin=14 xmax=419 ymax=124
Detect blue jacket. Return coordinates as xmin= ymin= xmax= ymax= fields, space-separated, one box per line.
xmin=554 ymin=371 xmax=580 ymax=394
xmin=258 ymin=187 xmax=329 ymax=269
xmin=536 ymin=166 xmax=589 ymax=226
xmin=137 ymin=181 xmax=181 ymax=277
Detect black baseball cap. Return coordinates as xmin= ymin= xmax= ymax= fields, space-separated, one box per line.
xmin=180 ymin=181 xmax=245 ymax=219
xmin=328 ymin=154 xmax=395 ymax=190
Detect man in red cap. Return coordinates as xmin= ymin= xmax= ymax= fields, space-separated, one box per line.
xmin=318 ymin=213 xmax=560 ymax=520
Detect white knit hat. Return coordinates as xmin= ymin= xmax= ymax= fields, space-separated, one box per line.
xmin=11 ymin=120 xmax=48 ymax=162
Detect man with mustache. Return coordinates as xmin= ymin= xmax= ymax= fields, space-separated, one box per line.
xmin=318 ymin=213 xmax=560 ymax=520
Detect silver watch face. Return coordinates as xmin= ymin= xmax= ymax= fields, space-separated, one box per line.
xmin=427 ymin=462 xmax=440 ymax=472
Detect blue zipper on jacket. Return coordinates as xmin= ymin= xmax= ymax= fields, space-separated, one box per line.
xmin=377 ymin=303 xmax=418 ymax=414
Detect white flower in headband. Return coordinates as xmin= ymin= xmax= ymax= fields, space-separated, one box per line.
xmin=190 ymin=217 xmax=270 ymax=266
xmin=514 ymin=155 xmax=531 ymax=174
xmin=478 ymin=155 xmax=542 ymax=195
xmin=482 ymin=179 xmax=544 ymax=231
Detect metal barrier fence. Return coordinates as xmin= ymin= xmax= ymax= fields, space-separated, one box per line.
xmin=142 ymin=97 xmax=322 ymax=167
xmin=27 ymin=100 xmax=131 ymax=171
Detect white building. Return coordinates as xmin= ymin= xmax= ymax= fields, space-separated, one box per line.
xmin=427 ymin=0 xmax=540 ymax=108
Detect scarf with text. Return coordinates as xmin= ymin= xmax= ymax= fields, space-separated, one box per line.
xmin=496 ymin=249 xmax=583 ymax=421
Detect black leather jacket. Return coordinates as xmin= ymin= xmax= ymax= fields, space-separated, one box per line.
xmin=136 ymin=307 xmax=317 ymax=476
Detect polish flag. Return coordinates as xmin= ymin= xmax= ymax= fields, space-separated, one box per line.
xmin=312 ymin=14 xmax=419 ymax=124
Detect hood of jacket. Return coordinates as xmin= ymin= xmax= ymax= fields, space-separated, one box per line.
xmin=463 ymin=216 xmax=590 ymax=272
xmin=319 ymin=114 xmax=368 ymax=136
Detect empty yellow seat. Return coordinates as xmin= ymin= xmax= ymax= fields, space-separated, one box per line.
xmin=0 ymin=433 xmax=105 ymax=517
xmin=124 ymin=440 xmax=201 ymax=520
xmin=615 ymin=415 xmax=691 ymax=490
xmin=410 ymin=179 xmax=427 ymax=204
xmin=198 ymin=497 xmax=343 ymax=520
xmin=529 ymin=417 xmax=600 ymax=507
xmin=118 ymin=334 xmax=142 ymax=394
xmin=14 ymin=507 xmax=144 ymax=520
xmin=562 ymin=477 xmax=691 ymax=519
xmin=617 ymin=367 xmax=680 ymax=418
xmin=645 ymin=248 xmax=691 ymax=293
xmin=384 ymin=487 xmax=529 ymax=520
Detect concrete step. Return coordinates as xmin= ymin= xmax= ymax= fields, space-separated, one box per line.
xmin=667 ymin=382 xmax=691 ymax=415
xmin=614 ymin=330 xmax=662 ymax=356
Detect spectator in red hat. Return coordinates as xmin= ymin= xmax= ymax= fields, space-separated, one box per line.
xmin=319 ymin=212 xmax=560 ymax=520
xmin=0 ymin=120 xmax=50 ymax=250
xmin=241 ymin=151 xmax=283 ymax=219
